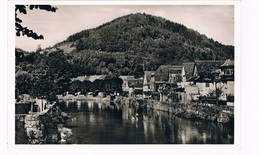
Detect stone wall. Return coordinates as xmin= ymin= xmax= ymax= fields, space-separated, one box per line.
xmin=23 ymin=104 xmax=72 ymax=144
xmin=24 ymin=114 xmax=44 ymax=144
xmin=146 ymin=99 xmax=234 ymax=124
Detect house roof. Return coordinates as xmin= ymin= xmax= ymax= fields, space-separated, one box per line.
xmin=71 ymin=75 xmax=107 ymax=82
xmin=144 ymin=71 xmax=155 ymax=83
xmin=194 ymin=60 xmax=225 ymax=77
xmin=71 ymin=76 xmax=87 ymax=82
xmin=154 ymin=65 xmax=182 ymax=82
xmin=169 ymin=66 xmax=182 ymax=74
xmin=88 ymin=75 xmax=107 ymax=82
xmin=220 ymin=59 xmax=234 ymax=68
xmin=182 ymin=62 xmax=195 ymax=80
xmin=119 ymin=75 xmax=135 ymax=80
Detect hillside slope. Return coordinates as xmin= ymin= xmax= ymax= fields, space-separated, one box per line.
xmin=64 ymin=13 xmax=233 ymax=63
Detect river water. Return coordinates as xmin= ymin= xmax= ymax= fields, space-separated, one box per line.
xmin=57 ymin=100 xmax=234 ymax=144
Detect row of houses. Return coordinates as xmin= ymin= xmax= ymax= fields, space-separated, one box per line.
xmin=68 ymin=59 xmax=234 ymax=104
xmin=121 ymin=59 xmax=234 ymax=104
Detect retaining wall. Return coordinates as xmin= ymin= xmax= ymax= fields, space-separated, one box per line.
xmin=146 ymin=99 xmax=234 ymax=124
xmin=23 ymin=103 xmax=72 ymax=144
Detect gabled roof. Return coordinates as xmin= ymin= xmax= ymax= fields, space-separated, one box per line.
xmin=169 ymin=66 xmax=182 ymax=74
xmin=119 ymin=75 xmax=135 ymax=81
xmin=88 ymin=75 xmax=106 ymax=82
xmin=194 ymin=60 xmax=225 ymax=77
xmin=182 ymin=62 xmax=195 ymax=80
xmin=71 ymin=75 xmax=107 ymax=82
xmin=71 ymin=76 xmax=87 ymax=82
xmin=220 ymin=59 xmax=234 ymax=68
xmin=155 ymin=65 xmax=182 ymax=82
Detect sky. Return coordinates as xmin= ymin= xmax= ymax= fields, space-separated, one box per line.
xmin=15 ymin=5 xmax=234 ymax=52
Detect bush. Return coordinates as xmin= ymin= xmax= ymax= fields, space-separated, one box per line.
xmin=227 ymin=94 xmax=234 ymax=102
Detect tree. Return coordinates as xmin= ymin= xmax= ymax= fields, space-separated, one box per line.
xmin=81 ymin=80 xmax=93 ymax=94
xmin=15 ymin=72 xmax=32 ymax=95
xmin=53 ymin=76 xmax=71 ymax=95
xmin=69 ymin=80 xmax=82 ymax=94
xmin=23 ymin=50 xmax=73 ymax=100
xmin=15 ymin=5 xmax=58 ymax=40
xmin=109 ymin=78 xmax=123 ymax=93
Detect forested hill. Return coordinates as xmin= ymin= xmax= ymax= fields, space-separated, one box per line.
xmin=64 ymin=13 xmax=234 ymax=62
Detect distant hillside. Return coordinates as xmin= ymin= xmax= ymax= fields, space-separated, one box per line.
xmin=64 ymin=13 xmax=233 ymax=61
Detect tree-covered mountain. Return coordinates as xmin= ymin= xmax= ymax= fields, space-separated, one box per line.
xmin=65 ymin=13 xmax=233 ymax=61
xmin=54 ymin=13 xmax=234 ymax=75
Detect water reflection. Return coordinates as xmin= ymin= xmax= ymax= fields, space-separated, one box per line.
xmin=59 ymin=100 xmax=234 ymax=144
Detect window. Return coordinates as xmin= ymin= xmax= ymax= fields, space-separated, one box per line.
xmin=206 ymin=82 xmax=210 ymax=87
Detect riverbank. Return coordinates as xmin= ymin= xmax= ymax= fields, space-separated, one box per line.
xmin=56 ymin=96 xmax=234 ymax=124
xmin=96 ymin=96 xmax=234 ymax=124
xmin=145 ymin=99 xmax=234 ymax=124
xmin=20 ymin=103 xmax=72 ymax=144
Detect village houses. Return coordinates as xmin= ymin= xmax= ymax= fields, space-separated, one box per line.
xmin=186 ymin=60 xmax=224 ymax=95
xmin=57 ymin=59 xmax=234 ymax=105
xmin=141 ymin=59 xmax=234 ymax=105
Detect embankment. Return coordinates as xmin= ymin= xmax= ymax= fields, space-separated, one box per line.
xmin=22 ymin=103 xmax=72 ymax=144
xmin=145 ymin=99 xmax=234 ymax=124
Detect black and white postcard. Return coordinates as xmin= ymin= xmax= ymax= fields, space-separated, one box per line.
xmin=4 ymin=0 xmax=258 ymax=155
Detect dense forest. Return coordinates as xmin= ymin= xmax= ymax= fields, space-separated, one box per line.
xmin=16 ymin=13 xmax=234 ymax=100
xmin=63 ymin=13 xmax=233 ymax=75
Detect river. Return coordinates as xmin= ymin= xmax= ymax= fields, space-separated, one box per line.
xmin=57 ymin=100 xmax=234 ymax=144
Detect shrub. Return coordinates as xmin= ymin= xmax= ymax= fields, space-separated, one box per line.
xmin=227 ymin=94 xmax=234 ymax=102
